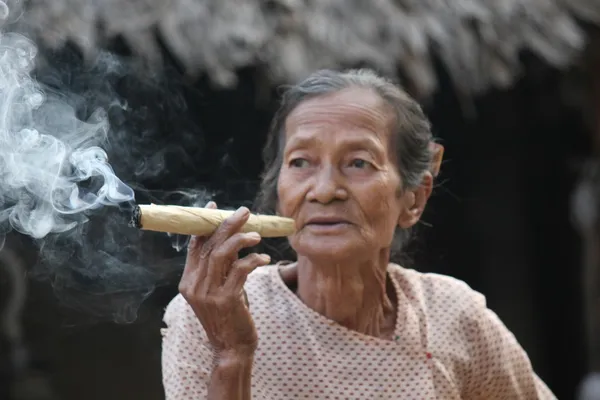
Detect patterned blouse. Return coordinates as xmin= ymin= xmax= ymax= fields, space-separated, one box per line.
xmin=161 ymin=263 xmax=556 ymax=399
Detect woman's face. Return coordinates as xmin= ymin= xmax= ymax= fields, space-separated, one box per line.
xmin=277 ymin=88 xmax=414 ymax=262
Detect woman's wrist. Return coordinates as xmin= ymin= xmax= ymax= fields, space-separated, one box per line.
xmin=209 ymin=350 xmax=254 ymax=400
xmin=214 ymin=349 xmax=254 ymax=370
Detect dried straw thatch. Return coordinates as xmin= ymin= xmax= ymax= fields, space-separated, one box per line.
xmin=7 ymin=0 xmax=600 ymax=98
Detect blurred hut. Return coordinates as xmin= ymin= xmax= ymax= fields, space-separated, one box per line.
xmin=2 ymin=1 xmax=600 ymax=399
xmin=6 ymin=0 xmax=599 ymax=99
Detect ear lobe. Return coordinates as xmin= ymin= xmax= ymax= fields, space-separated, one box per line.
xmin=398 ymin=201 xmax=420 ymax=229
xmin=404 ymin=192 xmax=416 ymax=210
xmin=397 ymin=192 xmax=417 ymax=229
xmin=397 ymin=173 xmax=433 ymax=229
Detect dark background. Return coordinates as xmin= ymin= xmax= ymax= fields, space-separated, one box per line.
xmin=1 ymin=41 xmax=592 ymax=400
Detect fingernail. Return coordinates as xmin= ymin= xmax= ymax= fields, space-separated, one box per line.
xmin=236 ymin=206 xmax=250 ymax=217
xmin=205 ymin=201 xmax=216 ymax=207
xmin=247 ymin=232 xmax=261 ymax=240
xmin=261 ymin=254 xmax=271 ymax=262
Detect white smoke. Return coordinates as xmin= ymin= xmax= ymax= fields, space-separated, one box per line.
xmin=0 ymin=3 xmax=161 ymax=323
xmin=0 ymin=29 xmax=135 ymax=246
xmin=0 ymin=2 xmax=215 ymax=322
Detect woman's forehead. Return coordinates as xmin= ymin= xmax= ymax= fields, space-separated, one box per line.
xmin=284 ymin=88 xmax=395 ymax=142
xmin=284 ymin=129 xmax=386 ymax=154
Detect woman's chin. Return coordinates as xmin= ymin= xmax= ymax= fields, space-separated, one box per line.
xmin=292 ymin=234 xmax=366 ymax=262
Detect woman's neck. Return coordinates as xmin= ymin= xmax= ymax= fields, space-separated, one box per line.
xmin=294 ymin=253 xmax=397 ymax=338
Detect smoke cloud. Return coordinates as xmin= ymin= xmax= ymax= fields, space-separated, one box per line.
xmin=0 ymin=3 xmax=211 ymax=323
xmin=0 ymin=32 xmax=134 ymax=241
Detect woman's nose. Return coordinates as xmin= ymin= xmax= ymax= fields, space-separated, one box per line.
xmin=306 ymin=165 xmax=347 ymax=204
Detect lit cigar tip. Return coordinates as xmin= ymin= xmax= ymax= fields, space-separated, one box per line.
xmin=129 ymin=204 xmax=142 ymax=229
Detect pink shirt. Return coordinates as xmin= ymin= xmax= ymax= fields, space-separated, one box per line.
xmin=161 ymin=264 xmax=556 ymax=399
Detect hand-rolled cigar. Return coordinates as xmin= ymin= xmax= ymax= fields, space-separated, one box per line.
xmin=130 ymin=204 xmax=296 ymax=238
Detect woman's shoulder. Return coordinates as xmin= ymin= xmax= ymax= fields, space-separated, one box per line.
xmin=388 ymin=263 xmax=488 ymax=328
xmin=389 ymin=264 xmax=486 ymax=305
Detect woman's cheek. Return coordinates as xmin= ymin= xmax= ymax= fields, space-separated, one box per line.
xmin=277 ymin=173 xmax=299 ymax=216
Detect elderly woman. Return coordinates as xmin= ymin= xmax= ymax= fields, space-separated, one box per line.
xmin=161 ymin=69 xmax=555 ymax=399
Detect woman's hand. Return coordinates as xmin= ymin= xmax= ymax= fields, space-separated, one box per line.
xmin=179 ymin=202 xmax=271 ymax=359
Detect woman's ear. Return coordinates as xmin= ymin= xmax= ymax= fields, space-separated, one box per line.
xmin=398 ymin=172 xmax=433 ymax=229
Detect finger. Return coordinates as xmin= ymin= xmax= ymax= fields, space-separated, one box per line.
xmin=222 ymin=253 xmax=271 ymax=293
xmin=180 ymin=235 xmax=205 ymax=297
xmin=183 ymin=201 xmax=219 ymax=276
xmin=205 ymin=231 xmax=263 ymax=287
xmin=200 ymin=206 xmax=251 ymax=259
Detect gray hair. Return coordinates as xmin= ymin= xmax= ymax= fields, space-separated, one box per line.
xmin=254 ymin=69 xmax=435 ymax=262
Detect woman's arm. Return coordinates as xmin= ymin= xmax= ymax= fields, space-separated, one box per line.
xmin=460 ymin=298 xmax=556 ymax=399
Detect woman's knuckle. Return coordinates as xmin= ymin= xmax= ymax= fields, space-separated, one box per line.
xmin=220 ymin=217 xmax=235 ymax=230
xmin=211 ymin=247 xmax=229 ymax=261
xmin=229 ymin=264 xmax=244 ymax=275
xmin=244 ymin=253 xmax=262 ymax=265
xmin=198 ymin=245 xmax=215 ymax=261
xmin=200 ymin=239 xmax=214 ymax=255
xmin=230 ymin=232 xmax=244 ymax=242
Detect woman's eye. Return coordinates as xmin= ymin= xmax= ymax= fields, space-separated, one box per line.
xmin=349 ymin=159 xmax=370 ymax=169
xmin=289 ymin=158 xmax=309 ymax=168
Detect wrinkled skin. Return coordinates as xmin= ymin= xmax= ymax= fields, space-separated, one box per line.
xmin=279 ymin=88 xmax=408 ymax=262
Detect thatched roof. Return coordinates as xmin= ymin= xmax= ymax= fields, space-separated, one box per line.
xmin=7 ymin=0 xmax=600 ymax=98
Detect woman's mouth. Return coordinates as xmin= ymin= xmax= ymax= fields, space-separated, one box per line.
xmin=304 ymin=217 xmax=351 ymax=233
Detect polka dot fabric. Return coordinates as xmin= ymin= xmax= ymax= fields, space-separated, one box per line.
xmin=162 ymin=264 xmax=556 ymax=399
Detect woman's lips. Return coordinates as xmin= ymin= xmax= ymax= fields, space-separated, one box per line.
xmin=304 ymin=219 xmax=351 ymax=233
xmin=305 ymin=216 xmax=349 ymax=225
